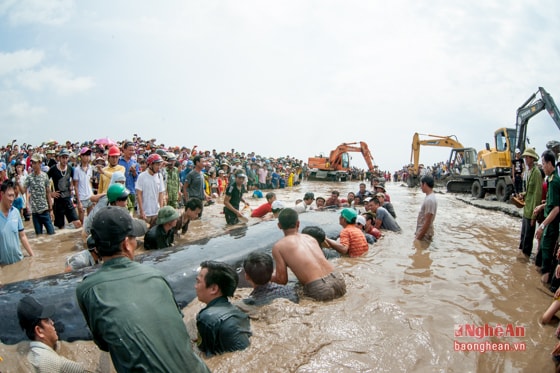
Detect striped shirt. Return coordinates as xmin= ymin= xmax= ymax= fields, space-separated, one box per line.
xmin=340 ymin=224 xmax=369 ymax=257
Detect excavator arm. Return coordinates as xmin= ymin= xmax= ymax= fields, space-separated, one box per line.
xmin=328 ymin=142 xmax=375 ymax=173
xmin=409 ymin=133 xmax=463 ymax=177
xmin=515 ymin=87 xmax=560 ymax=153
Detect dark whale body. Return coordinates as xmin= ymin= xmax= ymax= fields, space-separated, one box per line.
xmin=0 ymin=211 xmax=342 ymax=344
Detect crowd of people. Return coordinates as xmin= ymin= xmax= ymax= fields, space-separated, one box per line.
xmin=0 ymin=135 xmax=442 ymax=372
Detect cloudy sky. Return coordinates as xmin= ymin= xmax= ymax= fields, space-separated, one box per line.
xmin=1 ymin=0 xmax=559 ymax=171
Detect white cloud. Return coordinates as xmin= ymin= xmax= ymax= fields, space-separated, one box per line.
xmin=17 ymin=67 xmax=94 ymax=95
xmin=1 ymin=0 xmax=74 ymax=26
xmin=0 ymin=49 xmax=44 ymax=75
xmin=8 ymin=101 xmax=46 ymax=118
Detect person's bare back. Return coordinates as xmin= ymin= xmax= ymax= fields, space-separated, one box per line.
xmin=272 ymin=230 xmax=334 ymax=285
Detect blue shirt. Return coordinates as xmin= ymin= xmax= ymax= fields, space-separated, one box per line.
xmin=0 ymin=206 xmax=24 ymax=265
xmin=118 ymin=157 xmax=139 ymax=195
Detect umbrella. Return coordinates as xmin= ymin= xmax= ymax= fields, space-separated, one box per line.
xmin=94 ymin=137 xmax=117 ymax=146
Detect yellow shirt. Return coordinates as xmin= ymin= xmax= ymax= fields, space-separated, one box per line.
xmin=98 ymin=164 xmax=125 ymax=195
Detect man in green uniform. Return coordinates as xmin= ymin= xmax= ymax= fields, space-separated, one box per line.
xmin=535 ymin=150 xmax=560 ymax=286
xmin=76 ymin=206 xmax=209 ymax=373
xmin=517 ymin=148 xmax=542 ymax=257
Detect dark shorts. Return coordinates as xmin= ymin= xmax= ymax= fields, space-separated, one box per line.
xmin=223 ymin=207 xmax=239 ymax=225
xmin=303 ymin=272 xmax=346 ymax=301
xmin=53 ymin=197 xmax=79 ymax=228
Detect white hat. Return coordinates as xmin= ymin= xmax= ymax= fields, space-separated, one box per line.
xmin=356 ymin=215 xmax=366 ymax=226
xmin=271 ymin=200 xmax=285 ymax=211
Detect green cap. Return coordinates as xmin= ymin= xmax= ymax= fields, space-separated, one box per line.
xmin=107 ymin=183 xmax=129 ymax=203
xmin=340 ymin=208 xmax=358 ymax=223
xmin=156 ymin=206 xmax=180 ymax=225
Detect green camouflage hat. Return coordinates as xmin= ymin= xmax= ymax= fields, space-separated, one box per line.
xmin=156 ymin=206 xmax=180 ymax=225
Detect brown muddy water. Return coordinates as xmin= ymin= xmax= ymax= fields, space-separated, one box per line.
xmin=0 ymin=180 xmax=557 ymax=372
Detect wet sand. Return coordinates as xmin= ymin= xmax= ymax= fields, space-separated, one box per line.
xmin=0 ymin=181 xmax=557 ymax=373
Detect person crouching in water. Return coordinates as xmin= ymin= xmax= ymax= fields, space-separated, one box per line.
xmin=144 ymin=206 xmax=180 ymax=250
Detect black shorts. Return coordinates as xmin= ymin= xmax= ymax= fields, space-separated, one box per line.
xmin=53 ymin=197 xmax=79 ymax=228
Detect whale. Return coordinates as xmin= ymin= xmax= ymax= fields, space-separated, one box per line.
xmin=0 ymin=210 xmax=343 ymax=345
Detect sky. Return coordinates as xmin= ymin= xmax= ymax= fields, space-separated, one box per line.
xmin=1 ymin=0 xmax=559 ymax=172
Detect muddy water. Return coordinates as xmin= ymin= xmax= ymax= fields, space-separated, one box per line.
xmin=0 ymin=180 xmax=557 ymax=372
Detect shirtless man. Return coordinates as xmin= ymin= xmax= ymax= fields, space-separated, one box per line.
xmin=271 ymin=208 xmax=346 ymax=301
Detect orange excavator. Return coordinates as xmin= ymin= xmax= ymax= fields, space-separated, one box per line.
xmin=307 ymin=141 xmax=376 ymax=181
xmin=407 ymin=132 xmax=464 ymax=187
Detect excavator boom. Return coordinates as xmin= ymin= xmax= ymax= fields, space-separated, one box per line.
xmin=407 ymin=133 xmax=463 ymax=187
xmin=515 ymin=86 xmax=560 ymax=153
xmin=308 ymin=141 xmax=376 ymax=181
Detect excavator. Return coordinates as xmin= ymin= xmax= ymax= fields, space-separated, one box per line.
xmin=307 ymin=141 xmax=376 ymax=181
xmin=407 ymin=132 xmax=464 ymax=187
xmin=446 ymin=87 xmax=560 ymax=201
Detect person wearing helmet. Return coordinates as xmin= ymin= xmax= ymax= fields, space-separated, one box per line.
xmin=97 ymin=145 xmax=125 ymax=195
xmin=82 ymin=172 xmax=127 ymax=238
xmin=144 ymin=205 xmax=180 ymax=250
xmin=136 ymin=153 xmax=165 ymax=226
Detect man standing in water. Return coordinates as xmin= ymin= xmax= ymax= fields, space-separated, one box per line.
xmin=535 ymin=150 xmax=560 ymax=285
xmin=271 ymin=208 xmax=346 ymax=301
xmin=517 ymin=148 xmax=542 ymax=258
xmin=415 ymin=174 xmax=437 ymax=241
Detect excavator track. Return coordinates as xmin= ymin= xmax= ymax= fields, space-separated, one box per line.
xmin=446 ymin=179 xmax=474 ymax=193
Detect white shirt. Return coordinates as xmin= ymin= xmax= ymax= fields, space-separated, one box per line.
xmin=135 ymin=171 xmax=164 ymax=217
xmin=72 ymin=165 xmax=93 ymax=201
xmin=28 ymin=341 xmax=87 ymax=373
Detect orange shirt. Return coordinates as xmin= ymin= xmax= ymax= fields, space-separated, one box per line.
xmin=340 ymin=224 xmax=369 ymax=257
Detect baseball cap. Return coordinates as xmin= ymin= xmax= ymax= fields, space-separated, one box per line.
xmin=31 ymin=153 xmax=43 ymax=163
xmin=59 ymin=148 xmax=70 ymax=157
xmin=80 ymin=147 xmax=91 ymax=156
xmin=340 ymin=208 xmax=358 ymax=223
xmin=17 ymin=296 xmax=55 ymax=329
xmin=236 ymin=173 xmax=247 ymax=178
xmin=376 ymin=192 xmax=385 ymax=199
xmin=272 ymin=200 xmax=285 ymax=212
xmin=304 ymin=192 xmax=315 ymax=200
xmin=515 ymin=148 xmax=521 ymax=154
xmin=156 ymin=206 xmax=180 ymax=225
xmin=91 ymin=206 xmax=147 ymax=255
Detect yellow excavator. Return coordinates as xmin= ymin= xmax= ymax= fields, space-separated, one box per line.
xmin=407 ymin=133 xmax=464 ymax=187
xmin=446 ymin=87 xmax=560 ymax=200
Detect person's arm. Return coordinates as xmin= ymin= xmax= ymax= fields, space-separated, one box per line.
xmin=271 ymin=245 xmax=288 ymax=284
xmin=73 ymin=178 xmax=82 ymax=211
xmin=136 ymin=189 xmax=146 ymax=220
xmin=415 ymin=213 xmax=434 ymax=240
xmin=158 ymin=191 xmax=164 ymax=209
xmin=19 ymin=230 xmax=34 ymax=257
xmin=374 ymin=218 xmax=382 ymax=229
xmin=182 ymin=181 xmax=189 ymax=201
xmin=536 ymin=206 xmax=559 ymax=240
xmin=324 ymin=237 xmax=349 ymax=255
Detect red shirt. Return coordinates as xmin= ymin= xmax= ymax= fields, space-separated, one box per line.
xmin=251 ymin=202 xmax=272 ymax=218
